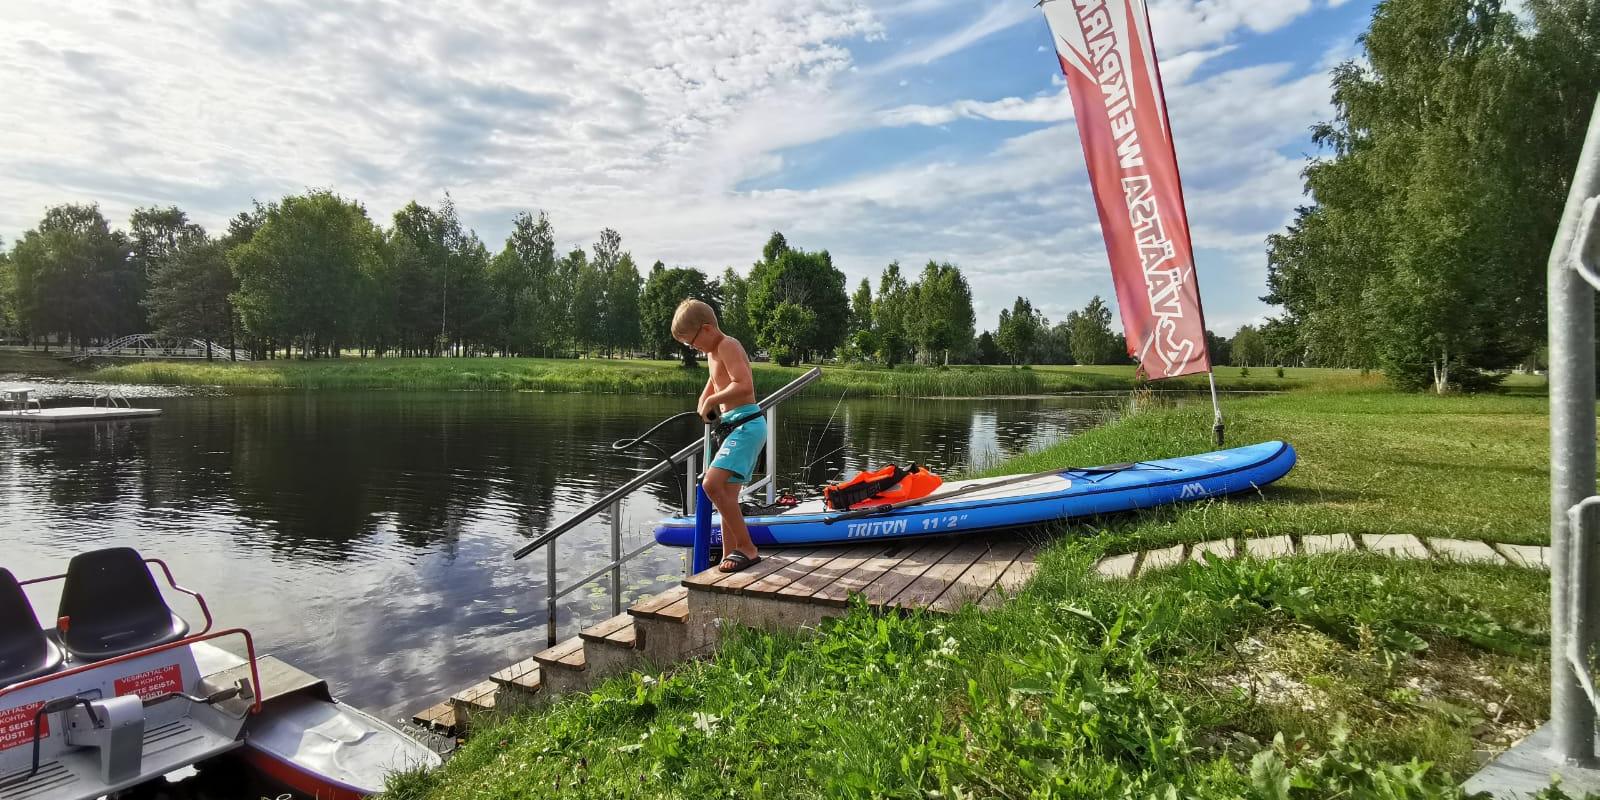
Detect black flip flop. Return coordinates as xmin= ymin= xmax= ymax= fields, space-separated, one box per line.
xmin=718 ymin=551 xmax=761 ymax=573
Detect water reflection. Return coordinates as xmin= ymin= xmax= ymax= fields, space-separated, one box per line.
xmin=0 ymin=390 xmax=1116 ymax=718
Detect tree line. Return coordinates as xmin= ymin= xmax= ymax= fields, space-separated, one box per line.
xmin=1263 ymin=0 xmax=1600 ymax=391
xmin=0 ymin=196 xmax=1005 ymax=366
xmin=0 ymin=191 xmax=1282 ymax=370
xmin=969 ymin=293 xmax=1272 ymax=369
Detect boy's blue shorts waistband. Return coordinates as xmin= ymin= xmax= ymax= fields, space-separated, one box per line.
xmin=720 ymin=404 xmax=762 ymax=425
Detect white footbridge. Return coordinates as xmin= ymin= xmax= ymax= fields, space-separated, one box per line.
xmin=80 ymin=334 xmax=252 ymax=362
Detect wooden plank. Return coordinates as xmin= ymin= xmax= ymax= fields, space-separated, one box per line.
xmin=742 ymin=547 xmax=851 ymax=596
xmin=205 ymin=655 xmax=325 ymax=704
xmin=857 ymin=539 xmax=963 ymax=608
xmin=695 ymin=548 xmax=815 ymax=595
xmin=928 ymin=540 xmax=1026 ymax=613
xmin=411 ymin=702 xmax=460 ymax=735
xmin=630 ymin=585 xmax=688 ymax=618
xmin=776 ymin=543 xmax=895 ymax=600
xmin=978 ymin=549 xmax=1040 ymax=609
xmin=580 ymin=613 xmax=634 ymax=643
xmin=887 ymin=540 xmax=993 ymax=610
xmin=490 ymin=657 xmax=541 ymax=690
xmin=450 ymin=680 xmax=498 ymax=711
xmin=604 ymin=624 xmax=638 ymax=648
xmin=809 ymin=541 xmax=924 ymax=607
xmin=654 ymin=597 xmax=689 ymax=623
xmin=534 ymin=636 xmax=587 ymax=671
xmin=682 ymin=547 xmax=807 ymax=591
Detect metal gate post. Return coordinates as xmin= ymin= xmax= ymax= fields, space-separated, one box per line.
xmin=765 ymin=407 xmax=778 ymax=505
xmin=1548 ymin=92 xmax=1600 ymax=766
xmin=546 ymin=539 xmax=559 ymax=648
xmin=610 ymin=500 xmax=623 ymax=617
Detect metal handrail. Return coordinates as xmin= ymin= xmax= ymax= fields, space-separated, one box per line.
xmin=511 ymin=367 xmax=821 ymax=560
xmin=512 ymin=366 xmax=823 ymax=645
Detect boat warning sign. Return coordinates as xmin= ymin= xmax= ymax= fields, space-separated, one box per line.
xmin=0 ymin=702 xmax=47 ymax=751
xmin=116 ymin=663 xmax=182 ymax=700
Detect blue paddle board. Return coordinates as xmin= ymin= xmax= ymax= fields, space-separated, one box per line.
xmin=654 ymin=440 xmax=1296 ymax=548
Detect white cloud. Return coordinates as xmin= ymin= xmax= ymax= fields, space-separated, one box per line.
xmin=0 ymin=0 xmax=1345 ymax=338
xmin=0 ymin=0 xmax=882 ymax=242
xmin=1146 ymin=0 xmax=1316 ymax=53
xmin=879 ymin=89 xmax=1073 ymax=127
xmin=865 ymin=3 xmax=1036 ymax=73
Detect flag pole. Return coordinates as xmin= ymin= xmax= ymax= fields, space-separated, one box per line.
xmin=1206 ymin=370 xmax=1224 ymax=447
xmin=1138 ymin=0 xmax=1224 ymax=448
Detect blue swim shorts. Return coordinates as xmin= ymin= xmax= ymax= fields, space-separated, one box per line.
xmin=710 ymin=404 xmax=767 ymax=484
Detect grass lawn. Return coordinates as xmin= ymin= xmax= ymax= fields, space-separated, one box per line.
xmin=0 ymin=349 xmax=91 ymax=378
xmin=384 ymin=380 xmax=1563 ymax=800
xmin=991 ymin=378 xmax=1554 ymax=548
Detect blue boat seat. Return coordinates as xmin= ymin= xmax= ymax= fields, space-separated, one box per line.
xmin=57 ymin=548 xmax=189 ymax=662
xmin=0 ymin=568 xmax=63 ymax=686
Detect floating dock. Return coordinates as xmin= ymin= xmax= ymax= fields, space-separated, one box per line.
xmin=1 ymin=407 xmax=164 ymax=423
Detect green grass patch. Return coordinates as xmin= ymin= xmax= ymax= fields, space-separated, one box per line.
xmin=384 ymin=385 xmax=1561 ymax=799
xmin=0 ymin=349 xmax=90 ymax=378
xmin=386 ymin=555 xmax=1549 ymax=800
xmin=987 ymin=384 xmax=1554 ymax=547
xmin=87 ymin=357 xmax=1355 ymax=397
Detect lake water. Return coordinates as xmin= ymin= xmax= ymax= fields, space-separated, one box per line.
xmin=0 ymin=381 xmax=1119 ymax=722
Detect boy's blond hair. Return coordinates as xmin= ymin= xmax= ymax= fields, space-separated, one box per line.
xmin=672 ymin=299 xmax=718 ymax=340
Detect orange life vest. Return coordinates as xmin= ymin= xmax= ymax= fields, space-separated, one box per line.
xmin=823 ymin=464 xmax=942 ymax=511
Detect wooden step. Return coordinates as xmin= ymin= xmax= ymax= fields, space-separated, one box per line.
xmin=448 ymin=679 xmax=498 ymax=721
xmin=489 ymin=657 xmax=542 ymax=694
xmin=411 ymin=701 xmax=461 ymax=736
xmin=629 ymin=585 xmax=689 ymax=621
xmin=533 ymin=636 xmax=588 ymax=673
xmin=581 ymin=613 xmax=641 ymax=649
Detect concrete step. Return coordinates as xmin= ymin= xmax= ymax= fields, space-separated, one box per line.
xmin=533 ymin=636 xmax=594 ymax=697
xmin=488 ymin=657 xmax=542 ymax=710
xmin=629 ymin=585 xmax=703 ymax=663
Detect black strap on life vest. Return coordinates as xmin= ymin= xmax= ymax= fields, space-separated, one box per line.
xmin=824 ymin=465 xmax=912 ymax=511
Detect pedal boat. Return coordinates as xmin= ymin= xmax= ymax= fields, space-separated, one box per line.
xmin=0 ymin=548 xmax=441 ymax=799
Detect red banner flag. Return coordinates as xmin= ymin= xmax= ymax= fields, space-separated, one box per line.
xmin=1041 ymin=0 xmax=1212 ymax=379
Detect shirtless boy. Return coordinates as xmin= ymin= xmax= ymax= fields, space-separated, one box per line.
xmin=671 ymin=299 xmax=765 ymax=573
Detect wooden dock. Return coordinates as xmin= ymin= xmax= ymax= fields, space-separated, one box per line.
xmin=413 ymin=533 xmax=1040 ymax=736
xmin=1 ymin=407 xmax=163 ymax=424
xmin=682 ymin=534 xmax=1038 ymax=615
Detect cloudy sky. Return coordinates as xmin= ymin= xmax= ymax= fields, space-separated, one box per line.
xmin=1 ymin=0 xmax=1374 ymax=335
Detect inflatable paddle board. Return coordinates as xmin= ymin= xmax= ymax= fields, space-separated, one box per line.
xmin=654 ymin=440 xmax=1296 ymax=548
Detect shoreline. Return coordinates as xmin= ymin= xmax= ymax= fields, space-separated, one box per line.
xmin=384 ymin=380 xmax=1556 ymax=799
xmin=2 ymin=351 xmax=1371 ymax=398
